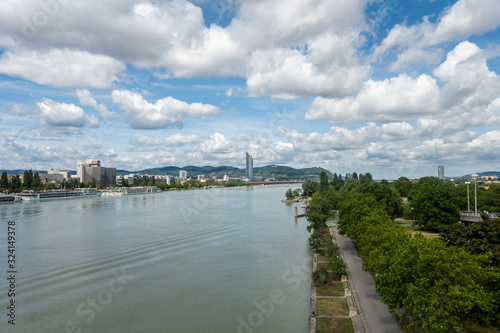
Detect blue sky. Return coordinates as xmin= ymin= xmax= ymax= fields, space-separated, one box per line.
xmin=1 ymin=0 xmax=500 ymax=179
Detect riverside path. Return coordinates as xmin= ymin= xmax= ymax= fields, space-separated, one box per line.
xmin=333 ymin=226 xmax=404 ymax=333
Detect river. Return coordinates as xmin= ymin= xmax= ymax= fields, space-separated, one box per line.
xmin=0 ymin=185 xmax=311 ymax=333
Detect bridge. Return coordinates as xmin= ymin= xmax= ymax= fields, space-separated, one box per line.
xmin=460 ymin=211 xmax=498 ymax=223
xmin=247 ymin=181 xmax=305 ymax=185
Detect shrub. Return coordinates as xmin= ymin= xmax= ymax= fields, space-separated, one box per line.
xmin=330 ymin=256 xmax=347 ymax=277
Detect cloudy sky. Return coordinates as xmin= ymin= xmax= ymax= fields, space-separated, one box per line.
xmin=0 ymin=0 xmax=499 ymax=179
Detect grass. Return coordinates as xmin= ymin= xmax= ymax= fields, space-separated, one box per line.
xmin=317 ymin=263 xmax=329 ymax=271
xmin=317 ymin=255 xmax=330 ymax=262
xmin=316 ymin=282 xmax=345 ymax=296
xmin=316 ymin=298 xmax=349 ymax=316
xmin=316 ymin=318 xmax=354 ymax=333
xmin=396 ymin=221 xmax=440 ymax=239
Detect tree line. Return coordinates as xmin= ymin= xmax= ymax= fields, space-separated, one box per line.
xmin=1 ymin=170 xmax=43 ymax=192
xmin=303 ymin=171 xmax=500 ymax=332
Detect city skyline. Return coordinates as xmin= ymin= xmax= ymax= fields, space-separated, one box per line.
xmin=1 ymin=0 xmax=500 ymax=180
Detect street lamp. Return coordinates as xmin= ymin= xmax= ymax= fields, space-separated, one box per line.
xmin=465 ymin=181 xmax=470 ymax=213
xmin=472 ymin=174 xmax=478 ymax=215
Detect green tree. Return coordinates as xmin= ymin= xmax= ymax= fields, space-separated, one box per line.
xmin=23 ymin=170 xmax=33 ymax=188
xmin=306 ymin=192 xmax=333 ymax=231
xmin=11 ymin=175 xmax=21 ymax=191
xmin=44 ymin=183 xmax=57 ymax=190
xmin=319 ymin=171 xmax=329 ymax=193
xmin=392 ymin=176 xmax=414 ymax=198
xmin=32 ymin=172 xmax=42 ymax=188
xmin=132 ymin=177 xmax=139 ymax=187
xmin=478 ymin=183 xmax=500 ymax=212
xmin=398 ymin=239 xmax=498 ymax=332
xmin=411 ymin=177 xmax=459 ymax=231
xmin=440 ymin=219 xmax=500 ymax=267
xmin=148 ymin=177 xmax=156 ymax=186
xmin=302 ymin=179 xmax=319 ymax=196
xmin=285 ymin=188 xmax=294 ymax=200
xmin=1 ymin=171 xmax=8 ymax=189
xmin=89 ymin=178 xmax=96 ymax=188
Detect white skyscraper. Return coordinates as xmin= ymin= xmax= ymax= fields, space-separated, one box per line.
xmin=438 ymin=166 xmax=444 ymax=179
xmin=246 ymin=152 xmax=253 ymax=180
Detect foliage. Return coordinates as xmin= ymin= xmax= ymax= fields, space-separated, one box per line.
xmin=440 ymin=219 xmax=500 ymax=267
xmin=396 ymin=239 xmax=498 ymax=333
xmin=329 ymin=256 xmax=347 ymax=276
xmin=309 ymin=229 xmax=326 ymax=253
xmin=478 ymin=183 xmax=500 ymax=212
xmin=306 ymin=192 xmax=335 ymax=231
xmin=392 ymin=176 xmax=415 ymax=198
xmin=320 ymin=173 xmax=500 ymax=332
xmin=320 ymin=171 xmax=329 ymax=193
xmin=1 ymin=171 xmax=9 ymax=189
xmin=411 ymin=177 xmax=460 ymax=231
xmin=285 ymin=187 xmax=301 ymax=199
xmin=313 ymin=267 xmax=329 ymax=285
xmin=32 ymin=172 xmax=42 ymax=188
xmin=302 ymin=179 xmax=319 ymax=197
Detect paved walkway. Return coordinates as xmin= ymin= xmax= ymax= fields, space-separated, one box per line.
xmin=333 ymin=227 xmax=404 ymax=333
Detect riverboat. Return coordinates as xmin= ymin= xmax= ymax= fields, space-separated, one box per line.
xmin=0 ymin=194 xmax=20 ymax=203
xmin=101 ymin=186 xmax=161 ymax=196
xmin=19 ymin=189 xmax=101 ymax=201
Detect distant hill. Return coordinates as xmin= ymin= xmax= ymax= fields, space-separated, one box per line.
xmin=2 ymin=165 xmax=333 ymax=181
xmin=461 ymin=171 xmax=500 ymax=178
xmin=119 ymin=165 xmax=333 ymax=180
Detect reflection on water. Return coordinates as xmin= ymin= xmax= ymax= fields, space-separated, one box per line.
xmin=0 ymin=186 xmax=311 ymax=333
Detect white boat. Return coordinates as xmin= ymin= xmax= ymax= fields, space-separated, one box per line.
xmin=0 ymin=194 xmax=20 ymax=203
xmin=19 ymin=189 xmax=101 ymax=201
xmin=101 ymin=186 xmax=161 ymax=196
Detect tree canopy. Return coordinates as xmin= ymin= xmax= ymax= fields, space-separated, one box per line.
xmin=411 ymin=177 xmax=460 ymax=231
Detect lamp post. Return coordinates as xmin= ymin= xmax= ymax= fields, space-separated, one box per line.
xmin=472 ymin=174 xmax=478 ymax=215
xmin=465 ymin=181 xmax=470 ymax=213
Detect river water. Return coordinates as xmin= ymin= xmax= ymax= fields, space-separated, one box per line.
xmin=0 ymin=185 xmax=311 ymax=333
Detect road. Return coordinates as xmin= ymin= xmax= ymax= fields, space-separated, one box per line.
xmin=333 ymin=226 xmax=404 ymax=333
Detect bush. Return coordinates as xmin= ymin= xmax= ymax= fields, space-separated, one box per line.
xmin=330 ymin=256 xmax=347 ymax=276
xmin=313 ymin=267 xmax=329 ymax=285
xmin=325 ymin=242 xmax=340 ymax=257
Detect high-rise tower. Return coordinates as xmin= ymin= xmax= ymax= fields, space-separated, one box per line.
xmin=246 ymin=152 xmax=253 ymax=181
xmin=438 ymin=165 xmax=444 ymax=179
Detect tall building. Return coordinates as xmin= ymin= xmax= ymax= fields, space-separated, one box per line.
xmin=438 ymin=165 xmax=444 ymax=179
xmin=246 ymin=152 xmax=254 ymax=181
xmin=179 ymin=170 xmax=187 ymax=179
xmin=77 ymin=159 xmax=116 ymax=187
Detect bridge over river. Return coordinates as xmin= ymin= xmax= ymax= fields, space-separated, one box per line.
xmin=460 ymin=211 xmax=498 ymax=223
xmin=247 ymin=181 xmax=305 ymax=185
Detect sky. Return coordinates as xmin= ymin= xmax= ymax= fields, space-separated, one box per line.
xmin=0 ymin=0 xmax=499 ymax=179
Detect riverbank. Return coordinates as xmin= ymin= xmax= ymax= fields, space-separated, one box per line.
xmin=308 ymin=226 xmax=358 ymax=333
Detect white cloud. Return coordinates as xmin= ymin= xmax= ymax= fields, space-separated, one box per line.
xmin=130 ymin=134 xmax=199 ymax=151
xmin=306 ymin=74 xmax=440 ymax=124
xmin=228 ymin=0 xmax=366 ymax=49
xmin=226 ymin=88 xmax=233 ymax=97
xmin=36 ymin=98 xmax=97 ymax=127
xmin=247 ymin=40 xmax=372 ymax=98
xmin=0 ymin=0 xmax=372 ymax=98
xmin=308 ymin=42 xmax=500 ymax=128
xmin=77 ymin=89 xmax=116 ymax=119
xmin=0 ymin=49 xmax=125 ymax=89
xmin=374 ymin=0 xmax=500 ymax=69
xmin=111 ymin=90 xmax=220 ymax=129
xmin=199 ymin=132 xmax=232 ymax=153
